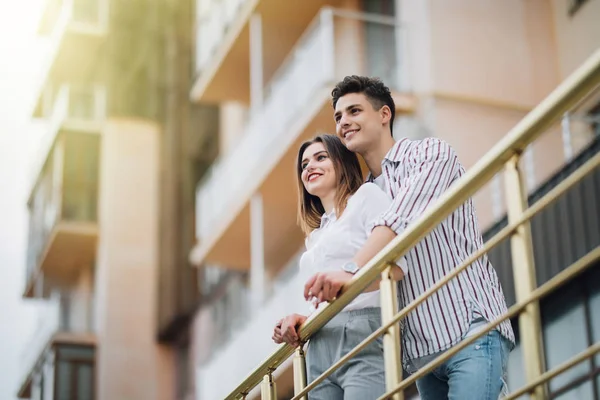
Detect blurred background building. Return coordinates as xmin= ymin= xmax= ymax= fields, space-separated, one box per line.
xmin=16 ymin=0 xmax=600 ymax=399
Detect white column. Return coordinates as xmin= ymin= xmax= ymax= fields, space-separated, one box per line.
xmin=250 ymin=193 xmax=265 ymax=306
xmin=249 ymin=13 xmax=263 ymax=112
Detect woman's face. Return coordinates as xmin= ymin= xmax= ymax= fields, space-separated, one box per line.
xmin=300 ymin=142 xmax=337 ymax=199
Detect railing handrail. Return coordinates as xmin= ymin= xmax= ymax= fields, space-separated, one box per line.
xmin=224 ymin=48 xmax=600 ymax=400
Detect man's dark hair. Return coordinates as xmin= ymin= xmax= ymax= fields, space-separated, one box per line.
xmin=331 ymin=75 xmax=396 ymax=136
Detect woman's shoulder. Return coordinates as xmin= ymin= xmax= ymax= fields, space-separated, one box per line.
xmin=350 ymin=182 xmax=388 ymax=204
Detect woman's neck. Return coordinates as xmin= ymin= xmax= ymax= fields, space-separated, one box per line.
xmin=320 ymin=191 xmax=336 ymax=215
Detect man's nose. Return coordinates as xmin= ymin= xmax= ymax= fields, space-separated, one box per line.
xmin=340 ymin=114 xmax=351 ymax=128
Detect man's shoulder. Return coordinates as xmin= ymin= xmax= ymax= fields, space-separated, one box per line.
xmin=405 ymin=137 xmax=457 ymax=160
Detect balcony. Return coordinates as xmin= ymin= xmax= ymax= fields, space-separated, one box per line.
xmin=32 ymin=0 xmax=108 ymax=116
xmin=196 ymin=258 xmax=306 ymax=400
xmin=192 ymin=8 xmax=414 ymax=269
xmin=17 ymin=292 xmax=95 ymax=398
xmin=191 ymin=0 xmax=348 ymax=103
xmin=30 ymin=84 xmax=105 ymax=187
xmin=24 ymin=129 xmax=100 ymax=298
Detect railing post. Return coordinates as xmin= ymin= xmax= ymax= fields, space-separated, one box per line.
xmin=504 ymin=155 xmax=548 ymax=399
xmin=293 ymin=347 xmax=308 ymax=400
xmin=260 ymin=372 xmax=276 ymax=400
xmin=380 ymin=264 xmax=403 ymax=400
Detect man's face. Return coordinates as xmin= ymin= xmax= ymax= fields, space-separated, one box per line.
xmin=334 ymin=92 xmax=388 ymax=154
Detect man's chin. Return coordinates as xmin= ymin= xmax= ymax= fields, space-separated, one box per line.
xmin=345 ymin=140 xmax=363 ymax=153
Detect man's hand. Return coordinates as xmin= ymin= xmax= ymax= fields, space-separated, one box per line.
xmin=304 ymin=271 xmax=354 ymax=303
xmin=272 ymin=314 xmax=307 ymax=347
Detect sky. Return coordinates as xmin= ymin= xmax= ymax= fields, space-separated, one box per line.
xmin=0 ymin=1 xmax=47 ymax=398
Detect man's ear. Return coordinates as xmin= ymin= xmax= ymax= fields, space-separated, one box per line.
xmin=380 ymin=105 xmax=392 ymax=126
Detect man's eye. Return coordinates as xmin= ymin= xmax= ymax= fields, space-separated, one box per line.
xmin=351 ymin=108 xmax=359 ymax=114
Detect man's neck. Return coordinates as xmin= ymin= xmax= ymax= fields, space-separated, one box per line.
xmin=361 ymin=135 xmax=396 ymax=178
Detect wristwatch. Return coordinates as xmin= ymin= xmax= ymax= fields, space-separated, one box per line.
xmin=341 ymin=261 xmax=360 ymax=275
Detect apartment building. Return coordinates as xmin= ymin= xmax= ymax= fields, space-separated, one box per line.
xmin=189 ymin=0 xmax=599 ymax=399
xmin=16 ymin=0 xmax=214 ymax=399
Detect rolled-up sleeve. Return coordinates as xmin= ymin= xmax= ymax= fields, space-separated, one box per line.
xmin=373 ymin=138 xmax=459 ymax=235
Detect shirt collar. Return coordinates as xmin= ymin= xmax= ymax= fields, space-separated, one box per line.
xmin=320 ymin=209 xmax=337 ymax=229
xmin=366 ymin=138 xmax=410 ymax=182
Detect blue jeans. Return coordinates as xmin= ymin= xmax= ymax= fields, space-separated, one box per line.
xmin=406 ymin=330 xmax=510 ymax=400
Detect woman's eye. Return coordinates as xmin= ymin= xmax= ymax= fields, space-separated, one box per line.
xmin=301 ymin=163 xmax=308 ymax=170
xmin=317 ymin=155 xmax=326 ymax=161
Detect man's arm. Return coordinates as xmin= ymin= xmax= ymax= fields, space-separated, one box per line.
xmin=305 ymin=139 xmax=460 ymax=302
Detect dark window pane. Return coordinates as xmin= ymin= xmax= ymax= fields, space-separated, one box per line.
xmin=58 ymin=345 xmax=95 ymax=361
xmin=553 ymin=380 xmax=594 ymax=400
xmin=585 ymin=265 xmax=600 ymax=366
xmin=77 ymin=363 xmax=94 ymax=400
xmin=56 ymin=360 xmax=72 ymax=400
xmin=542 ymin=284 xmax=590 ymax=391
xmin=506 ymin=342 xmax=526 ymax=396
xmin=62 ymin=132 xmax=99 ymax=222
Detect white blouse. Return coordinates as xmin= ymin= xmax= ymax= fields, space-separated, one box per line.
xmin=299 ymin=183 xmax=407 ymax=313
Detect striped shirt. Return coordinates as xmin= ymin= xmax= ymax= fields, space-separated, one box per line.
xmin=368 ymin=137 xmax=515 ymax=362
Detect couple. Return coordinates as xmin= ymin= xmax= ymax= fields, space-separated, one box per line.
xmin=272 ymin=76 xmax=515 ymax=400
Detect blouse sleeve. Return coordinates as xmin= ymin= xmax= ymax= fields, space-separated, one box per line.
xmin=358 ymin=183 xmax=409 ymax=274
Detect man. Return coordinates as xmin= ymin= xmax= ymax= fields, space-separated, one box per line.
xmin=299 ymin=76 xmax=514 ymax=399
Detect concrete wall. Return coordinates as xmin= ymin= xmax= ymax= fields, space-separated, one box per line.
xmin=551 ymin=0 xmax=600 ymax=78
xmin=95 ymin=119 xmax=174 ymax=400
xmin=398 ymin=0 xmax=570 ymax=229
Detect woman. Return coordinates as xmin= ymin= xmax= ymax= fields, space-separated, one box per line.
xmin=272 ymin=134 xmax=402 ymax=400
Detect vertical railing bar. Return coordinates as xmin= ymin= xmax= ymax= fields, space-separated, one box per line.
xmin=293 ymin=347 xmax=308 ymax=400
xmin=504 ymin=154 xmax=548 ymax=399
xmin=260 ymin=372 xmax=276 ymax=400
xmin=380 ymin=265 xmax=403 ymax=400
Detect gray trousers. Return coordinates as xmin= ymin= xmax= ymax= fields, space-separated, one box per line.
xmin=306 ymin=307 xmax=386 ymax=400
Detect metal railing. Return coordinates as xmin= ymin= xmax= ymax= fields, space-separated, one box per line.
xmin=223 ymin=49 xmax=600 ymax=400
xmin=18 ymin=292 xmax=95 ymax=390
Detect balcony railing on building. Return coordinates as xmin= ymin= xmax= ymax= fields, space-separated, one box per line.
xmin=195 ymin=0 xmax=245 ymax=72
xmin=39 ymin=0 xmax=108 ymax=37
xmin=24 ymin=127 xmax=100 ymax=297
xmin=196 ymin=7 xmax=408 ymax=240
xmin=18 ymin=292 xmax=95 ymax=395
xmin=197 ymin=250 xmax=306 ymax=400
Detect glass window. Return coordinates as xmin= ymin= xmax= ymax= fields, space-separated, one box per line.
xmin=585 ymin=266 xmax=600 ymax=366
xmin=58 ymin=345 xmax=95 ymax=361
xmin=73 ymin=0 xmax=100 ymax=24
xmin=506 ymin=341 xmax=526 ymax=396
xmin=77 ymin=363 xmax=94 ymax=400
xmin=56 ymin=360 xmax=73 ymax=400
xmin=542 ymin=284 xmax=590 ymax=392
xmin=553 ymin=381 xmax=594 ymax=400
xmin=69 ymin=86 xmax=97 ymax=120
xmin=62 ymin=132 xmax=99 ymax=222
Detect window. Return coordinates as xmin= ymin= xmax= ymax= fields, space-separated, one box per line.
xmin=68 ymin=86 xmax=97 ymax=120
xmin=507 ymin=267 xmax=600 ymax=399
xmin=362 ymin=0 xmax=399 ymax=90
xmin=54 ymin=345 xmax=95 ymax=400
xmin=62 ymin=132 xmax=100 ymax=222
xmin=72 ymin=0 xmax=100 ymax=24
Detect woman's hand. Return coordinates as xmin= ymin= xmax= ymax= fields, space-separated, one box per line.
xmin=272 ymin=314 xmax=307 ymax=347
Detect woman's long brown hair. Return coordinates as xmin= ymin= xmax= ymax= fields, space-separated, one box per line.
xmin=296 ymin=134 xmax=363 ymax=236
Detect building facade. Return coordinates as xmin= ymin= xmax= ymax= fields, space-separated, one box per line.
xmin=17 ymin=0 xmax=215 ymax=399
xmin=188 ymin=0 xmax=599 ymax=399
